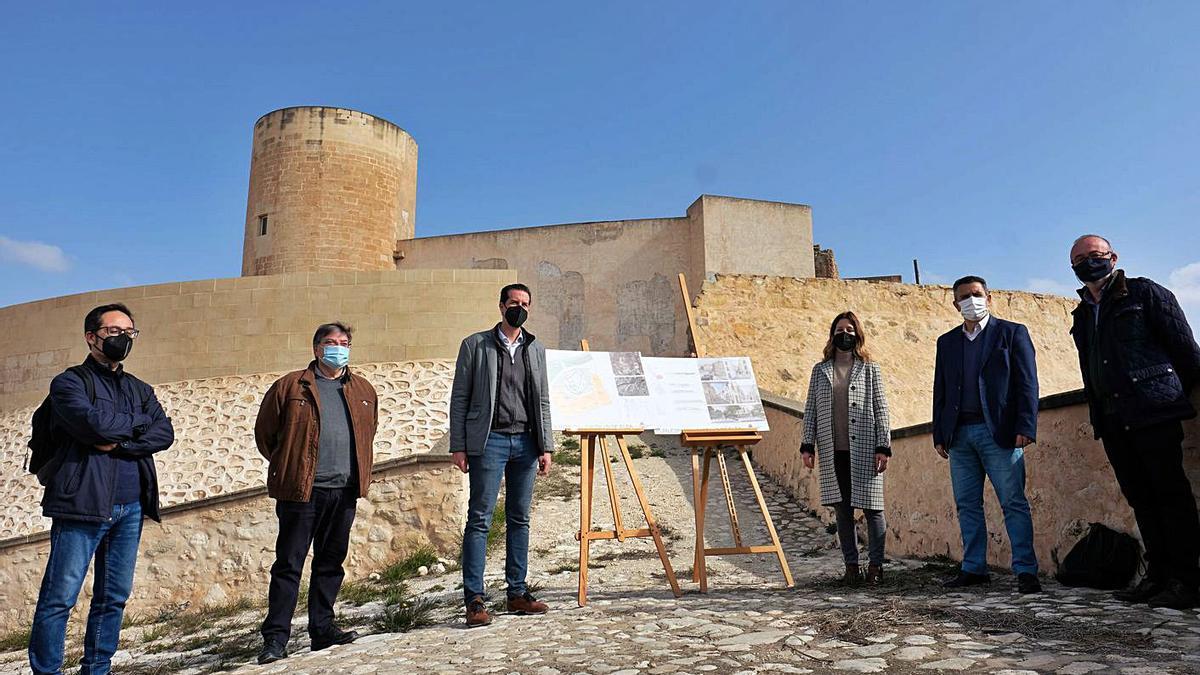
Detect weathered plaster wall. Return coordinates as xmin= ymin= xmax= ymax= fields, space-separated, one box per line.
xmin=399 ymin=195 xmax=816 ymax=356
xmin=399 ymin=217 xmax=700 ymax=354
xmin=755 ymin=391 xmax=1200 ymax=573
xmin=0 ymin=269 xmax=514 ymax=411
xmin=695 ymin=276 xmax=1083 ymax=428
xmin=0 ymin=455 xmax=465 ymax=628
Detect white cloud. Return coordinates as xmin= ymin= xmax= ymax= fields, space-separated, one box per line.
xmin=0 ymin=235 xmax=70 ymax=273
xmin=1167 ymin=261 xmax=1200 ymax=323
xmin=1025 ymin=277 xmax=1077 ymax=298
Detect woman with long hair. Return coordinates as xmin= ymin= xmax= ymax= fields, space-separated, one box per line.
xmin=800 ymin=311 xmax=893 ymax=584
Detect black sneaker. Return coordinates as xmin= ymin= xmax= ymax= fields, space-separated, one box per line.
xmin=1017 ymin=572 xmax=1042 ymax=594
xmin=257 ymin=642 xmax=288 ymax=664
xmin=943 ymin=571 xmax=991 ymax=588
xmin=311 ymin=627 xmax=359 ymax=651
xmin=1147 ymin=580 xmax=1199 ymax=610
xmin=1114 ymin=576 xmax=1165 ymax=604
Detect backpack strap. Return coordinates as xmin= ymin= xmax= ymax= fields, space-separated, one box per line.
xmin=65 ymin=364 xmax=96 ymax=404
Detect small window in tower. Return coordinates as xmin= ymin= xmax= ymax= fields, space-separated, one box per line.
xmin=258 ymin=215 xmax=268 ymax=236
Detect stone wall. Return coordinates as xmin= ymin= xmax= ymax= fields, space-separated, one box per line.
xmin=0 ymin=269 xmax=513 ymax=411
xmin=0 ymin=361 xmax=455 ymax=541
xmin=813 ymin=246 xmax=838 ymax=279
xmin=754 ymin=390 xmax=1200 ymax=573
xmin=398 ymin=195 xmax=815 ymax=355
xmin=0 ymin=455 xmax=466 ymax=628
xmin=695 ymin=275 xmax=1083 ymax=428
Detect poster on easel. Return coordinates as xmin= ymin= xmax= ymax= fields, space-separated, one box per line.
xmin=546 ymin=348 xmax=769 ymax=434
xmin=643 ymin=356 xmax=769 ymax=434
xmin=546 ymin=349 xmax=655 ymax=430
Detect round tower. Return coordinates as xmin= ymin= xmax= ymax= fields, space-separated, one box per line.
xmin=242 ymin=106 xmax=418 ymax=276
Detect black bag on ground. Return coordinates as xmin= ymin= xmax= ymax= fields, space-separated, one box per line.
xmin=26 ymin=365 xmax=94 ymax=486
xmin=1054 ymin=522 xmax=1141 ymax=589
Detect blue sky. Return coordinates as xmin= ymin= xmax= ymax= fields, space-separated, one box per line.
xmin=1 ymin=2 xmax=1197 ymax=318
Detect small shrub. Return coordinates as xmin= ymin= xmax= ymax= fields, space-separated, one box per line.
xmin=376 ymin=596 xmax=438 ymax=633
xmin=0 ymin=626 xmax=30 ymax=653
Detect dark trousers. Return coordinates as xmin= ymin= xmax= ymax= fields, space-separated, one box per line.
xmin=261 ymin=486 xmax=358 ymax=645
xmin=1102 ymin=419 xmax=1200 ymax=587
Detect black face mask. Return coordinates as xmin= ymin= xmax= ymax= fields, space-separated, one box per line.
xmin=96 ymin=334 xmax=133 ymax=362
xmin=1073 ymin=257 xmax=1114 ymax=283
xmin=504 ymin=306 xmax=528 ymax=329
xmin=833 ymin=332 xmax=856 ymax=352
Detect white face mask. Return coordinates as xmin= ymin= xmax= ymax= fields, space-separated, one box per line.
xmin=958 ymin=295 xmax=989 ymax=322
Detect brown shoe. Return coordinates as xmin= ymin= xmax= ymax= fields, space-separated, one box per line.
xmin=506 ymin=592 xmax=549 ymax=614
xmin=865 ymin=564 xmax=883 ymax=584
xmin=465 ymin=595 xmax=491 ymax=627
xmin=841 ymin=564 xmax=864 ymax=586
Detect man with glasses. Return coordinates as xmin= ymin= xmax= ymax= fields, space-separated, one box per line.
xmin=254 ymin=322 xmax=379 ymax=663
xmin=29 ymin=303 xmax=175 ymax=675
xmin=1069 ymin=235 xmax=1200 ymax=609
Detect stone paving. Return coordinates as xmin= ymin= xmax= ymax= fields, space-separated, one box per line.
xmin=2 ymin=435 xmax=1199 ymax=674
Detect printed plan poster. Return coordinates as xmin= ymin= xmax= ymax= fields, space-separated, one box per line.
xmin=547 ymin=350 xmax=769 ymax=433
xmin=546 ymin=350 xmax=654 ymax=430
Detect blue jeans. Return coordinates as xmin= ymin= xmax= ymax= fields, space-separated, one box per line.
xmin=29 ymin=501 xmax=144 ymax=675
xmin=461 ymin=431 xmax=539 ymax=604
xmin=948 ymin=424 xmax=1037 ymax=575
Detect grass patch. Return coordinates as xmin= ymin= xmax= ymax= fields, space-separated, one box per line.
xmin=487 ymin=501 xmax=506 ymax=553
xmin=380 ymin=546 xmax=439 ymax=584
xmin=0 ymin=626 xmax=30 ymax=653
xmin=649 ymin=445 xmax=667 ymax=458
xmin=626 ymin=445 xmax=646 ymax=460
xmin=376 ymin=596 xmax=438 ymax=633
xmin=559 ymin=437 xmax=580 ymax=451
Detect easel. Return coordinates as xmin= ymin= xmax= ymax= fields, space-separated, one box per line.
xmin=676 ymin=273 xmax=794 ymax=592
xmin=572 ymin=339 xmax=681 ymax=606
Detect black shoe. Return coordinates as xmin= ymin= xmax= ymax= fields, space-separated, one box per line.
xmin=257 ymin=642 xmax=288 ymax=664
xmin=1114 ymin=576 xmax=1165 ymax=604
xmin=1017 ymin=572 xmax=1042 ymax=594
xmin=1147 ymin=579 xmax=1199 ymax=610
xmin=311 ymin=627 xmax=359 ymax=651
xmin=943 ymin=571 xmax=991 ymax=589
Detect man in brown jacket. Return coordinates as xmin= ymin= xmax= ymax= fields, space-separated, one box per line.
xmin=253 ymin=322 xmax=379 ymax=664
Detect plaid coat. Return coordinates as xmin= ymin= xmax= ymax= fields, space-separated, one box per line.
xmin=801 ymin=358 xmax=892 ymax=511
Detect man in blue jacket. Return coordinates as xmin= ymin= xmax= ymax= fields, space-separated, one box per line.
xmin=1069 ymin=234 xmax=1200 ymax=609
xmin=933 ymin=276 xmax=1041 ymax=594
xmin=28 ymin=303 xmax=175 ymax=675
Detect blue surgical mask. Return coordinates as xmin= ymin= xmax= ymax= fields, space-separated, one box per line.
xmin=321 ymin=345 xmax=350 ymax=369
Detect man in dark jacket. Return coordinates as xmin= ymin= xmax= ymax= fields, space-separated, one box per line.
xmin=450 ymin=283 xmax=554 ymax=627
xmin=933 ymin=276 xmax=1042 ymax=594
xmin=254 ymin=322 xmax=379 ymax=663
xmin=1069 ymin=234 xmax=1200 ymax=609
xmin=28 ymin=303 xmax=175 ymax=675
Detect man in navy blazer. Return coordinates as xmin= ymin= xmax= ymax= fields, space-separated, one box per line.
xmin=933 ymin=275 xmax=1041 ymax=594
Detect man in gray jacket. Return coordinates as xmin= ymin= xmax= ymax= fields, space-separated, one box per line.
xmin=450 ymin=283 xmax=554 ymax=627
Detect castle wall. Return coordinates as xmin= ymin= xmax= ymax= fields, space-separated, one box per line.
xmin=754 ymin=391 xmax=1200 ymax=574
xmin=0 ymin=454 xmax=465 ymax=628
xmin=398 ymin=195 xmax=816 ymax=355
xmin=694 ymin=275 xmax=1083 ymax=428
xmin=242 ymin=107 xmax=418 ymax=275
xmin=398 ymin=217 xmax=701 ymax=354
xmin=0 ymin=361 xmax=463 ymax=626
xmin=0 ymin=269 xmax=514 ymax=411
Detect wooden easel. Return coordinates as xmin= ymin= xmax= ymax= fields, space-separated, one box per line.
xmin=572 ymin=340 xmax=681 ymax=606
xmin=676 ymin=273 xmax=794 ymax=592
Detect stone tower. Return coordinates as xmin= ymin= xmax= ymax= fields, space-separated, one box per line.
xmin=241 ymin=106 xmax=418 ymax=276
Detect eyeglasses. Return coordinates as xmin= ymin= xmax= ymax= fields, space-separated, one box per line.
xmin=94 ymin=326 xmax=140 ymax=339
xmin=1071 ymin=251 xmax=1113 ymax=266
xmin=319 ymin=339 xmax=351 ymax=348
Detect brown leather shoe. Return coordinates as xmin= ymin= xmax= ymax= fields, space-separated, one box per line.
xmin=465 ymin=595 xmax=491 ymax=627
xmin=506 ymin=592 xmax=549 ymax=614
xmin=841 ymin=564 xmax=864 ymax=586
xmin=865 ymin=564 xmax=883 ymax=584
